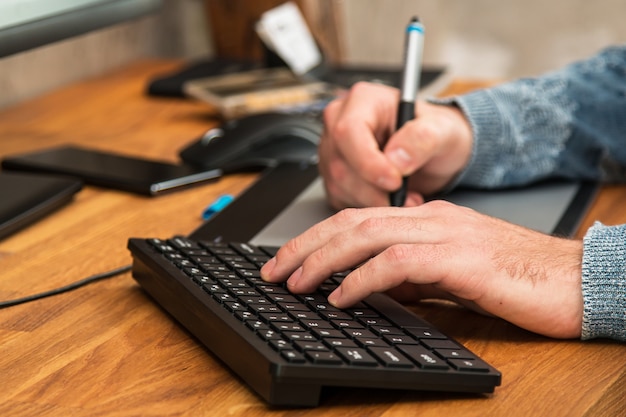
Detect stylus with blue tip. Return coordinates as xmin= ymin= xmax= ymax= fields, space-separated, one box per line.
xmin=388 ymin=17 xmax=424 ymax=207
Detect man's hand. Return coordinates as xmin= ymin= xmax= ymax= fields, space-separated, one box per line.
xmin=261 ymin=201 xmax=584 ymax=339
xmin=319 ymin=82 xmax=473 ymax=209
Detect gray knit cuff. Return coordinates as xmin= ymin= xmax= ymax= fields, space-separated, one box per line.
xmin=581 ymin=222 xmax=626 ymax=341
xmin=429 ymin=91 xmax=508 ymax=190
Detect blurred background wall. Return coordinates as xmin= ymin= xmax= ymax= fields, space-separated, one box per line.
xmin=1 ymin=0 xmax=625 ymax=110
xmin=339 ymin=0 xmax=626 ymax=79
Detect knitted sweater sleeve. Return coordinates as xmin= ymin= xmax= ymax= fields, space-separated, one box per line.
xmin=446 ymin=45 xmax=626 ymax=188
xmin=432 ymin=45 xmax=626 ymax=341
xmin=582 ymin=222 xmax=626 ymax=340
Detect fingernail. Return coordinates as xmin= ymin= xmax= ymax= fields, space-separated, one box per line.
xmin=377 ymin=176 xmax=395 ymax=190
xmin=328 ymin=286 xmax=342 ymax=307
xmin=287 ymin=266 xmax=303 ymax=289
xmin=260 ymin=257 xmax=276 ymax=280
xmin=388 ymin=147 xmax=412 ymax=170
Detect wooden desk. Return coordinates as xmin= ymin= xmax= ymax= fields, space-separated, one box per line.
xmin=0 ymin=61 xmax=624 ymax=416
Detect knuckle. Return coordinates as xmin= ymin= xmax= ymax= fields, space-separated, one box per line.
xmin=301 ymin=247 xmax=326 ymax=273
xmin=334 ymin=207 xmax=361 ymax=224
xmin=425 ymin=199 xmax=452 ymax=209
xmin=343 ymin=268 xmax=367 ymax=292
xmin=281 ymin=237 xmax=303 ymax=258
xmin=384 ymin=244 xmax=415 ymax=265
xmin=331 ymin=117 xmax=354 ymax=142
xmin=349 ymin=81 xmax=372 ymax=95
xmin=423 ymin=199 xmax=458 ymax=214
xmin=327 ymin=158 xmax=347 ymax=183
xmin=356 ymin=216 xmax=387 ymax=238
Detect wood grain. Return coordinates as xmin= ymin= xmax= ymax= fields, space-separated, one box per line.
xmin=0 ymin=60 xmax=624 ymax=416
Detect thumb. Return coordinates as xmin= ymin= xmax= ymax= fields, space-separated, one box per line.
xmin=383 ymin=119 xmax=437 ymax=176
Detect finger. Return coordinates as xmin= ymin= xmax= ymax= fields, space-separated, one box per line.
xmin=385 ymin=283 xmax=447 ymax=302
xmin=284 ymin=207 xmax=439 ymax=293
xmin=319 ymin=102 xmax=384 ymax=208
xmin=321 ymin=153 xmax=425 ymax=208
xmin=324 ymin=83 xmax=402 ymax=191
xmin=328 ymin=242 xmax=452 ymax=308
xmin=260 ymin=207 xmax=383 ymax=283
xmin=384 ymin=102 xmax=474 ymax=194
xmin=404 ymin=191 xmax=424 ymax=207
xmin=321 ymin=158 xmax=393 ymax=208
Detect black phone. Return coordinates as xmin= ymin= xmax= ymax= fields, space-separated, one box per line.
xmin=1 ymin=145 xmax=222 ymax=196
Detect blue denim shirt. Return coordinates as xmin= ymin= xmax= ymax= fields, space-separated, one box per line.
xmin=439 ymin=45 xmax=626 ymax=341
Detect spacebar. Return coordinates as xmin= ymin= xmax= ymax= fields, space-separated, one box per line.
xmin=364 ymin=293 xmax=430 ymax=329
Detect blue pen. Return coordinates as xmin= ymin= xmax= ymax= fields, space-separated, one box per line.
xmin=202 ymin=194 xmax=234 ymax=220
xmin=388 ymin=17 xmax=424 ymax=207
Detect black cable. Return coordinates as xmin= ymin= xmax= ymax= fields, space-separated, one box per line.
xmin=0 ymin=264 xmax=132 ymax=309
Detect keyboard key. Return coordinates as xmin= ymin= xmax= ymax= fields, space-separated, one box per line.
xmin=406 ymin=328 xmax=448 ymax=339
xmin=357 ymin=338 xmax=389 ymax=348
xmin=235 ymin=311 xmax=254 ymax=321
xmin=398 ymin=345 xmax=450 ymax=370
xmin=269 ymin=339 xmax=290 ymax=351
xmin=343 ymin=328 xmax=377 ymax=340
xmin=260 ymin=312 xmax=292 ymax=323
xmin=420 ymin=339 xmax=460 ymax=350
xmin=383 ymin=334 xmax=419 ymax=345
xmin=224 ymin=301 xmax=247 ymax=313
xmin=371 ymin=325 xmax=404 ymax=336
xmin=246 ymin=320 xmax=268 ymax=331
xmin=336 ymin=348 xmax=378 ymax=367
xmin=295 ymin=341 xmax=328 ymax=352
xmin=320 ymin=311 xmax=352 ymax=320
xmin=301 ymin=319 xmax=334 ymax=330
xmin=284 ymin=332 xmax=317 ymax=342
xmin=324 ymin=338 xmax=358 ymax=348
xmin=331 ymin=320 xmax=364 ymax=330
xmin=306 ymin=351 xmax=342 ymax=365
xmin=282 ymin=350 xmax=306 ymax=363
xmin=448 ymin=358 xmax=491 ymax=372
xmin=258 ymin=330 xmax=283 ymax=341
xmin=312 ymin=328 xmax=344 ymax=339
xmin=435 ymin=348 xmax=475 ymax=360
xmin=368 ymin=347 xmax=415 ymax=368
xmin=272 ymin=322 xmax=305 ymax=332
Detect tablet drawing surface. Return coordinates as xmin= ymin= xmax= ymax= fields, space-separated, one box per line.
xmin=250 ymin=177 xmax=591 ymax=247
xmin=190 ymin=162 xmax=597 ymax=246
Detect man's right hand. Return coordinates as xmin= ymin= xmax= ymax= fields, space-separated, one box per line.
xmin=319 ymin=82 xmax=474 ymax=209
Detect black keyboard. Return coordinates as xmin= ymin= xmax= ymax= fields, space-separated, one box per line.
xmin=128 ymin=236 xmax=501 ymax=406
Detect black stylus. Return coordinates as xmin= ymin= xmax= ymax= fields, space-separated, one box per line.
xmin=389 ymin=17 xmax=424 ymax=207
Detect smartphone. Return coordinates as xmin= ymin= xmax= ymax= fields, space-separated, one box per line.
xmin=2 ymin=145 xmax=222 ymax=196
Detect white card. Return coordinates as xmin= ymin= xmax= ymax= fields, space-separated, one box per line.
xmin=256 ymin=2 xmax=322 ymax=75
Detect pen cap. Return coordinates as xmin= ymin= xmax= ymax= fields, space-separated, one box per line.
xmin=399 ymin=18 xmax=425 ymax=102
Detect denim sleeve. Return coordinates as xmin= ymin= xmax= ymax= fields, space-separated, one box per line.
xmin=437 ymin=45 xmax=626 ymax=189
